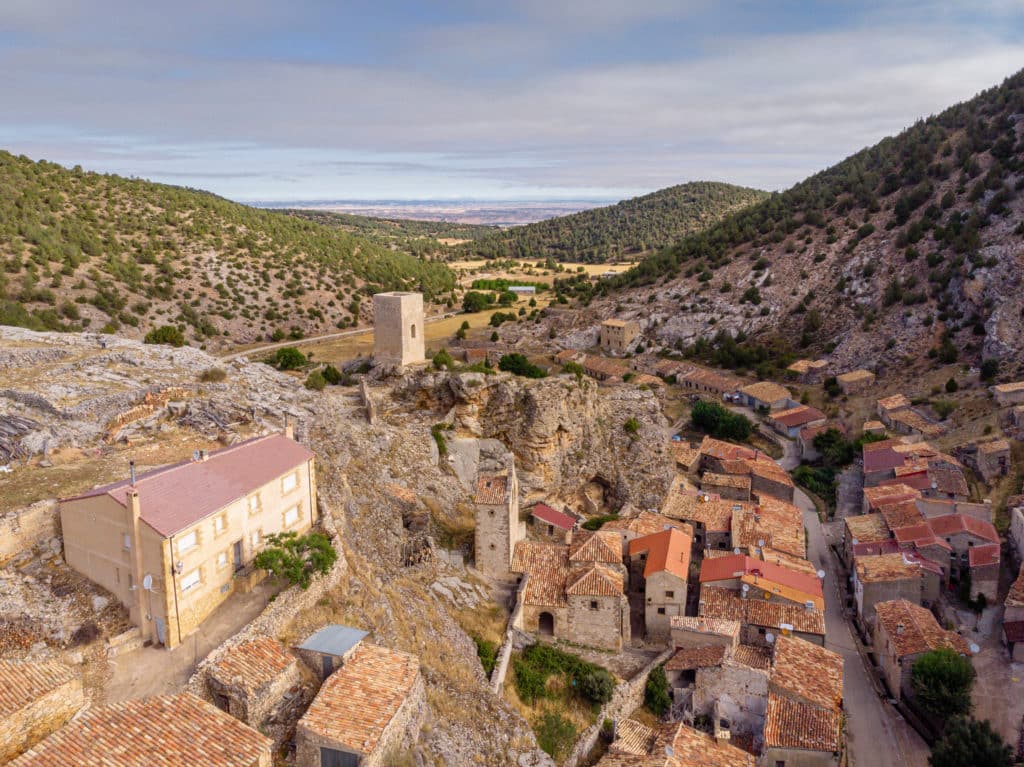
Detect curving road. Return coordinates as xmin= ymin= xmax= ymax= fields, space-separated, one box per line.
xmin=778 ymin=438 xmax=930 ymax=767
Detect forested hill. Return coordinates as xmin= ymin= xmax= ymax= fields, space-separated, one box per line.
xmin=0 ymin=151 xmax=456 ymax=345
xmin=457 ymin=181 xmax=768 ymax=263
xmin=599 ymin=68 xmax=1024 ymax=372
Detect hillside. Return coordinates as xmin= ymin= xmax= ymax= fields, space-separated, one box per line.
xmin=281 ymin=208 xmax=496 ymax=257
xmin=0 ymin=152 xmax=456 ymax=345
xmin=596 ymin=69 xmax=1024 ymax=374
xmin=457 ymin=181 xmax=768 ymax=263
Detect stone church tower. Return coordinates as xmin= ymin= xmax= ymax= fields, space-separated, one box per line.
xmin=473 ymin=459 xmax=524 ymax=578
xmin=373 ymin=291 xmax=425 ymax=367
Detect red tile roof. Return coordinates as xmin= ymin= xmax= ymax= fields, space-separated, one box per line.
xmin=628 ymin=527 xmax=692 ymax=580
xmin=968 ymin=543 xmax=1001 ymax=568
xmin=569 ymin=530 xmax=623 ymax=564
xmin=664 ymin=645 xmax=727 ymax=671
xmin=565 ymin=565 xmax=625 ymax=597
xmin=9 ymin=693 xmax=271 ymax=767
xmin=892 ymin=523 xmax=952 ymax=551
xmin=530 ymin=503 xmax=575 ymax=530
xmin=475 ymin=474 xmax=509 ymax=505
xmin=863 ymin=441 xmax=904 ymax=474
xmin=770 ymin=405 xmax=826 ymax=428
xmin=208 ymin=637 xmax=295 ymax=695
xmin=0 ymin=659 xmax=78 ymax=718
xmin=1007 ymin=565 xmax=1024 ymax=608
xmin=770 ymin=634 xmax=844 ymax=711
xmin=874 ymin=599 xmax=971 ymax=657
xmin=863 ymin=483 xmax=920 ymax=510
xmin=699 ymin=554 xmax=823 ymax=601
xmin=64 ymin=433 xmax=313 ymax=537
xmin=928 ymin=514 xmax=999 ymax=543
xmin=763 ymin=693 xmax=841 ymax=753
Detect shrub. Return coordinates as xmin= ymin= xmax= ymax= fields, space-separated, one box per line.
xmin=644 ymin=666 xmax=671 ymax=715
xmin=269 ymin=347 xmax=306 ymax=370
xmin=624 ymin=417 xmax=640 ymax=436
xmin=431 ymin=423 xmax=450 ymax=456
xmin=945 ymin=377 xmax=959 ymax=393
xmin=462 ymin=290 xmax=492 ymax=313
xmin=562 ymin=361 xmax=585 ymax=380
xmin=929 ymin=717 xmax=1013 ymax=767
xmin=534 ymin=711 xmax=577 ymax=760
xmin=432 ymin=348 xmax=454 ymax=370
xmin=934 ymin=400 xmax=957 ymax=419
xmin=252 ymin=531 xmax=337 ymax=589
xmin=473 ymin=635 xmax=498 ymax=676
xmin=980 ymin=358 xmax=999 ymax=382
xmin=498 ymin=353 xmax=547 ymax=378
xmin=304 ymin=370 xmax=327 ymax=391
xmin=144 ymin=325 xmax=185 ymax=347
xmin=691 ymin=400 xmax=752 ymax=440
xmin=910 ymin=647 xmax=975 ymax=724
xmin=579 ymin=669 xmax=616 ymax=705
xmin=582 ymin=513 xmax=618 ymax=531
xmin=322 ymin=365 xmax=342 ymax=385
xmin=198 ymin=366 xmax=226 ymax=382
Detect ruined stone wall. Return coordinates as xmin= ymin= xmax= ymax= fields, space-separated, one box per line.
xmin=0 ymin=675 xmax=85 ymax=763
xmin=0 ymin=500 xmax=58 ymax=566
xmin=693 ymin=661 xmax=769 ymax=738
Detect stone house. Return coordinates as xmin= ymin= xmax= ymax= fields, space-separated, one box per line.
xmin=873 ymin=599 xmax=971 ymax=702
xmin=0 ymin=659 xmax=84 ymax=763
xmin=473 ymin=462 xmax=524 ymax=578
xmin=915 ymin=497 xmax=993 ymax=524
xmin=957 ymin=439 xmax=1011 ymax=484
xmin=60 ymin=430 xmax=317 ymax=649
xmin=702 ymin=471 xmax=752 ymax=501
xmin=677 ymin=366 xmax=745 ymax=397
xmin=699 ymin=554 xmax=824 ymax=611
xmin=853 ymin=553 xmax=942 ymax=630
xmin=599 ymin=318 xmax=640 ymax=354
xmin=691 ymin=651 xmax=771 ymax=744
xmin=747 ymin=461 xmax=796 ymax=505
xmin=991 ymin=380 xmax=1024 ymax=407
xmin=738 ymin=381 xmax=794 ymax=411
xmin=294 ymin=624 xmax=370 ymax=681
xmin=9 ymin=693 xmax=272 ymax=767
xmin=767 ymin=405 xmax=827 ymax=438
xmin=206 ymin=637 xmax=305 ymax=729
xmin=295 ymin=643 xmax=424 ymax=767
xmin=1004 ymin=565 xmax=1024 ymax=662
xmin=926 ymin=514 xmax=1000 ymax=596
xmin=798 ymin=422 xmax=845 ymax=463
xmin=510 ymin=531 xmax=630 ymax=651
xmin=604 ymin=509 xmax=690 ymax=557
xmin=843 ymin=513 xmax=890 ymax=569
xmin=372 ymin=291 xmax=425 ymax=367
xmin=628 ymin=527 xmax=692 ymax=639
xmin=968 ymin=544 xmax=1001 ymax=604
xmin=528 ymin=502 xmax=576 ymax=543
xmin=836 ymin=368 xmax=875 ymax=394
xmin=731 ymin=500 xmax=806 ymax=560
xmin=598 ymin=721 xmax=754 ymax=767
xmin=660 ymin=481 xmax=737 ymax=551
xmin=699 ymin=586 xmax=826 ymax=647
xmin=698 ymin=436 xmax=763 ymax=473
xmin=786 ymin=359 xmax=829 ymax=384
xmin=580 ymin=354 xmax=630 ymax=381
xmin=671 ymin=440 xmax=702 ymax=473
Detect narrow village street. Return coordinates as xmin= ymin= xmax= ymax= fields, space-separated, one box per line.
xmin=778 ymin=439 xmax=931 ymax=767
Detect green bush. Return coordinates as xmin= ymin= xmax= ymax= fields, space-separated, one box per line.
xmin=562 ymin=361 xmax=585 ymax=380
xmin=690 ymin=400 xmax=752 ymax=440
xmin=945 ymin=377 xmax=959 ymax=393
xmin=431 ymin=423 xmax=450 ymax=456
xmin=498 ymin=353 xmax=547 ymax=378
xmin=473 ymin=635 xmax=499 ymax=677
xmin=582 ymin=513 xmax=618 ymax=531
xmin=462 ymin=290 xmax=493 ymax=313
xmin=979 ymin=358 xmax=999 ymax=382
xmin=269 ymin=346 xmax=306 ymax=370
xmin=644 ymin=665 xmax=671 ymax=715
xmin=579 ymin=669 xmax=615 ymax=705
xmin=624 ymin=417 xmax=640 ymax=436
xmin=929 ymin=717 xmax=1013 ymax=767
xmin=322 ymin=365 xmax=342 ymax=385
xmin=304 ymin=370 xmax=327 ymax=391
xmin=910 ymin=647 xmax=975 ymax=725
xmin=252 ymin=531 xmax=337 ymax=589
xmin=793 ymin=465 xmax=837 ymax=506
xmin=534 ymin=711 xmax=577 ymax=761
xmin=432 ymin=348 xmax=454 ymax=370
xmin=143 ymin=325 xmax=185 ymax=347
xmin=198 ymin=366 xmax=226 ymax=382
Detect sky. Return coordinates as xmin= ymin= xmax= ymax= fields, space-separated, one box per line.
xmin=1 ymin=1 xmax=1023 ymax=202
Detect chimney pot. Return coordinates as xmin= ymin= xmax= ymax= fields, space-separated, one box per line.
xmin=129 ymin=460 xmax=136 ymax=486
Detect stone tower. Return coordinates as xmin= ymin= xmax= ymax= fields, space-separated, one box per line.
xmin=473 ymin=459 xmax=524 ymax=578
xmin=373 ymin=291 xmax=425 ymax=367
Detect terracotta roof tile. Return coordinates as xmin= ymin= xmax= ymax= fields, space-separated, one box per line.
xmin=298 ymin=643 xmax=420 ymax=755
xmin=770 ymin=634 xmax=843 ymax=711
xmin=732 ymin=500 xmax=805 ymax=558
xmin=763 ymin=693 xmax=841 ymax=753
xmin=699 ymin=587 xmax=826 ymax=636
xmin=475 ymin=474 xmax=509 ymax=505
xmin=664 ymin=645 xmax=727 ymax=671
xmin=565 ymin=564 xmax=625 ymax=597
xmin=64 ymin=433 xmax=313 ymax=537
xmin=569 ymin=530 xmax=623 ymax=564
xmin=879 ymin=500 xmax=925 ymax=530
xmin=732 ymin=644 xmax=772 ymax=670
xmin=770 ymin=405 xmax=826 ymax=428
xmin=604 ymin=511 xmax=689 ymax=539
xmin=992 ymin=381 xmax=1024 ymax=394
xmin=208 ymin=637 xmax=295 ymax=695
xmin=787 ymin=359 xmax=829 ymax=375
xmin=510 ymin=541 xmax=569 ymax=607
xmin=610 ymin=719 xmax=658 ymax=756
xmin=530 ymin=503 xmax=575 ymax=530
xmin=699 ymin=554 xmax=822 ymax=603
xmin=863 ymin=483 xmax=920 ymax=510
xmin=739 ymin=381 xmax=791 ymax=404
xmin=669 ymin=615 xmax=742 ymax=638
xmin=699 ymin=436 xmax=760 ymax=462
xmin=703 ymin=472 xmax=752 ymax=490
xmin=837 ymin=369 xmax=875 ymax=384
xmin=0 ymin=659 xmax=77 ymax=718
xmin=874 ymin=600 xmax=971 ymax=657
xmin=928 ymin=514 xmax=999 ymax=543
xmin=855 ymin=553 xmax=927 ymax=582
xmin=968 ymin=543 xmax=1000 ymax=568
xmin=9 ymin=693 xmax=271 ymax=767
xmin=628 ymin=527 xmax=692 ymax=580
xmin=845 ymin=513 xmax=891 ymax=544
xmin=878 ymin=394 xmax=911 ymax=412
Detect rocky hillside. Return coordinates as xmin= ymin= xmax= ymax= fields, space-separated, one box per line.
xmin=458 ymin=181 xmax=768 ymax=264
xmin=597 ymin=69 xmax=1024 ymax=375
xmin=0 ymin=151 xmax=455 ymax=345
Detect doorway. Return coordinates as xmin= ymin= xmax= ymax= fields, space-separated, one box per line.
xmin=538 ymin=612 xmax=554 ymax=636
xmin=233 ymin=540 xmax=243 ymax=571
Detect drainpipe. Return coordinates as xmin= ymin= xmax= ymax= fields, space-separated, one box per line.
xmin=127 ymin=485 xmax=148 ymax=643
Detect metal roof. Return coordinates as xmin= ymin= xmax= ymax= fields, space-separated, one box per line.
xmin=296 ymin=624 xmax=369 ymax=656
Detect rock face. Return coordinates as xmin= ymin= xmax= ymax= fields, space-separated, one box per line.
xmin=401 ymin=371 xmax=674 ymax=510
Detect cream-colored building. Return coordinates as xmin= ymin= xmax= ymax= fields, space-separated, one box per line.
xmin=60 ymin=429 xmax=317 ymax=649
xmin=599 ymin=318 xmax=640 ymax=354
xmin=373 ymin=291 xmax=425 ymax=367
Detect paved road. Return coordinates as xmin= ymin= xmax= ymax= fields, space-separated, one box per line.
xmin=777 ymin=438 xmax=930 ymax=767
xmin=218 ymin=310 xmax=461 ymax=362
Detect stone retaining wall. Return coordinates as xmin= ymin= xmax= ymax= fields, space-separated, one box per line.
xmin=0 ymin=500 xmax=58 ymax=566
xmin=563 ymin=647 xmax=674 ymax=767
xmin=489 ymin=575 xmax=528 ymax=694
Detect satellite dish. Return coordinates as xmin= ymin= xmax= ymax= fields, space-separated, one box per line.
xmin=142 ymin=574 xmax=153 ymax=591
xmin=733 ymin=547 xmax=741 ymax=555
xmin=175 ymin=561 xmax=184 ymax=574
xmin=817 ymin=569 xmax=826 ymax=580
xmin=969 ymin=643 xmax=980 ymax=655
xmin=741 ymin=583 xmax=750 ymax=593
xmin=665 ymin=746 xmax=674 ymax=758
xmin=765 ymin=632 xmax=775 ymax=644
xmin=757 ymin=539 xmax=765 ymax=548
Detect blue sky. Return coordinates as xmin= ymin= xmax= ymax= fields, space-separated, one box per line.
xmin=1 ymin=1 xmax=1022 ymax=202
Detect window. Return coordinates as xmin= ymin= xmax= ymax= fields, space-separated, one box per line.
xmin=665 ymin=590 xmax=675 ymax=599
xmin=248 ymin=494 xmax=261 ymax=515
xmin=282 ymin=472 xmax=298 ymax=494
xmin=410 ymin=324 xmax=416 ymax=338
xmin=180 ymin=569 xmax=201 ymax=593
xmin=589 ymin=600 xmax=598 ymax=610
xmin=216 ymin=551 xmax=229 ymax=569
xmin=177 ymin=530 xmax=198 ymax=554
xmin=251 ymin=529 xmax=262 ymax=549
xmin=657 ymin=607 xmax=666 ymax=615
xmin=213 ymin=514 xmax=226 ymax=535
xmin=284 ymin=505 xmax=300 ymax=527
xmin=122 ymin=532 xmax=131 ymax=551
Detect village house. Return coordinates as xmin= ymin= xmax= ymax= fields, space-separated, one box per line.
xmin=968 ymin=544 xmax=1001 ymax=604
xmin=738 ymin=381 xmax=794 ymax=411
xmin=660 ymin=477 xmax=737 ymax=551
xmin=473 ymin=463 xmax=524 ymax=578
xmin=604 ymin=509 xmax=689 ymax=556
xmin=670 ymin=615 xmax=742 ymax=650
xmin=295 ymin=643 xmax=424 ymax=767
xmin=205 ymin=636 xmax=304 ymax=731
xmin=703 ymin=471 xmax=752 ymax=501
xmin=580 ymin=354 xmax=630 ymax=381
xmin=767 ymin=405 xmax=827 ymax=438
xmin=510 ymin=531 xmax=630 ymax=651
xmin=991 ymin=380 xmax=1024 ymax=407
xmin=59 ymin=429 xmax=317 ymax=649
xmin=699 ymin=586 xmax=827 ymax=647
xmin=786 ymin=359 xmax=830 ymax=384
xmin=294 ymin=624 xmax=369 ymax=681
xmin=1004 ymin=565 xmax=1024 ymax=662
xmin=528 ymin=502 xmax=577 ymax=543
xmin=698 ymin=436 xmax=764 ymax=472
xmin=873 ymin=599 xmax=971 ymax=702
xmin=843 ymin=513 xmax=891 ymax=568
xmin=699 ymin=554 xmax=824 ymax=611
xmin=0 ymin=659 xmax=84 ymax=763
xmin=863 ymin=420 xmax=886 ymax=436
xmin=875 ymin=394 xmax=945 ymax=439
xmin=677 ymin=366 xmax=745 ymax=398
xmin=925 ymin=514 xmax=1000 ymax=599
xmin=915 ymin=497 xmax=994 ymax=524
xmin=731 ymin=499 xmax=805 ymax=559
xmin=671 ymin=439 xmax=702 ymax=473
xmin=853 ymin=552 xmax=942 ymax=629
xmin=599 ymin=318 xmax=641 ymax=354
xmin=628 ymin=526 xmax=692 ymax=638
xmin=689 ymin=646 xmax=772 ymax=746
xmin=836 ymin=369 xmax=875 ymax=395
xmin=9 ymin=693 xmax=272 ymax=767
xmin=762 ymin=635 xmax=844 ymax=767
xmin=747 ymin=461 xmax=796 ymax=504
xmin=956 ymin=438 xmax=1012 ymax=484
xmin=798 ymin=422 xmax=846 ymax=463
xmin=597 ymin=721 xmax=754 ymax=767
xmin=862 ymin=482 xmax=921 ymax=513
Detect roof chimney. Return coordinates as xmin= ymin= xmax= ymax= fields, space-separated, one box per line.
xmin=896 ymin=622 xmax=905 ymax=635
xmin=129 ymin=460 xmax=136 ymax=487
xmin=285 ymin=419 xmax=295 ymax=440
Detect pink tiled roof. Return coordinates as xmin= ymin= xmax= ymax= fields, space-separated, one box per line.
xmin=928 ymin=514 xmax=999 ymax=544
xmin=968 ymin=543 xmax=1001 ymax=568
xmin=64 ymin=433 xmax=313 ymax=537
xmin=530 ymin=503 xmax=575 ymax=530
